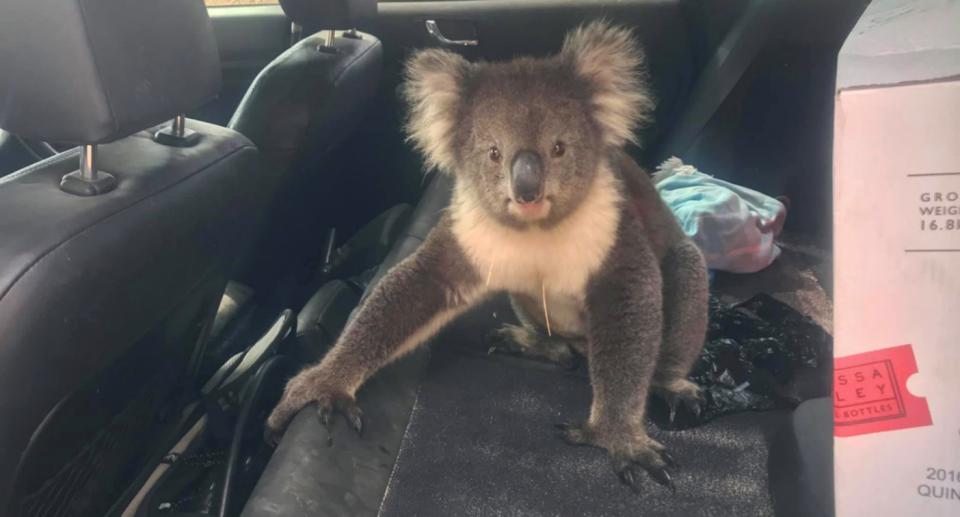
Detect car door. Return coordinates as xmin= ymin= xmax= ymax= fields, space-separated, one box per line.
xmin=373 ymin=0 xmax=730 ymax=165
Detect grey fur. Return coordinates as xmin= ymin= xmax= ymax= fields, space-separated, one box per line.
xmin=267 ymin=21 xmax=709 ymax=492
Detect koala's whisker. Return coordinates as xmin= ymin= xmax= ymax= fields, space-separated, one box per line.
xmin=541 ymin=280 xmax=552 ymax=337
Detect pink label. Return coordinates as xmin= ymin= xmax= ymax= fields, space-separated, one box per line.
xmin=834 ymin=344 xmax=932 ymax=437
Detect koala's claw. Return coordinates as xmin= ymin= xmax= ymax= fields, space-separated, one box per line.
xmin=667 ymin=397 xmax=702 ymax=424
xmin=616 ymin=463 xmax=675 ymax=494
xmin=613 ymin=449 xmax=679 ymax=494
xmin=555 ymin=421 xmax=591 ymax=446
xmin=659 ymin=449 xmax=680 ymax=471
xmin=656 ymin=379 xmax=704 ymax=425
xmin=666 ymin=393 xmax=703 ymax=425
xmin=263 ymin=426 xmax=281 ymax=448
xmin=485 ymin=328 xmax=526 ymax=357
xmin=647 ymin=465 xmax=677 ymax=494
xmin=617 ymin=466 xmax=639 ymax=492
xmin=317 ymin=393 xmax=364 ymax=445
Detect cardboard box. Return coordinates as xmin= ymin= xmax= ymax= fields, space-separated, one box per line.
xmin=833 ymin=0 xmax=960 ymax=514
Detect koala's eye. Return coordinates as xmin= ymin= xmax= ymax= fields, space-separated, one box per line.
xmin=552 ymin=141 xmax=566 ymax=157
xmin=488 ymin=146 xmax=502 ymax=163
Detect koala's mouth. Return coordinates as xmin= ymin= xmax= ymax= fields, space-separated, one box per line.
xmin=507 ymin=197 xmax=551 ymax=222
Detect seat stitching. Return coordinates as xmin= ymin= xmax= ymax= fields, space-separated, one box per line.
xmin=377 ymin=380 xmax=424 ymax=517
xmin=0 ymin=149 xmax=80 ymax=186
xmin=330 ymin=37 xmax=382 ymax=86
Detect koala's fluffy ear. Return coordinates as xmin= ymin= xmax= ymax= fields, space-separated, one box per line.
xmin=561 ymin=21 xmax=654 ymax=148
xmin=402 ymin=48 xmax=471 ymax=173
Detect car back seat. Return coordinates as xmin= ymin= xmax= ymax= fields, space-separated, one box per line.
xmin=244 ymin=152 xmax=834 ymax=516
xmin=242 ymin=171 xmax=795 ymax=514
xmin=240 ymin=0 xmax=842 ymax=511
xmin=244 ymin=171 xmax=830 ymax=517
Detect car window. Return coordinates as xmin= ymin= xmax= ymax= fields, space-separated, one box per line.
xmin=205 ymin=0 xmax=278 ymax=6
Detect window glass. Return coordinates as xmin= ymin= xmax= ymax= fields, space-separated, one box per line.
xmin=205 ymin=0 xmax=278 ymax=7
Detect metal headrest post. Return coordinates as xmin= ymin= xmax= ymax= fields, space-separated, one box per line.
xmin=316 ymin=29 xmax=338 ymax=53
xmin=59 ymin=144 xmax=118 ymax=196
xmin=290 ymin=22 xmax=303 ymax=45
xmin=155 ymin=114 xmax=200 ymax=147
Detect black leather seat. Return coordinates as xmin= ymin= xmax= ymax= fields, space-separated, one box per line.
xmin=241 ymin=173 xmax=452 ymax=517
xmin=228 ymin=0 xmax=382 ymax=288
xmin=357 ymin=173 xmax=454 ymax=303
xmin=284 ymin=174 xmax=448 ymax=368
xmin=0 ymin=1 xmax=267 ymax=516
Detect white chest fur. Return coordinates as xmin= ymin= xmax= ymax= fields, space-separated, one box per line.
xmin=451 ymin=166 xmax=623 ymax=325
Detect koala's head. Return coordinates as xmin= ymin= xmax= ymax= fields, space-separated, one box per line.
xmin=402 ymin=21 xmax=653 ymax=227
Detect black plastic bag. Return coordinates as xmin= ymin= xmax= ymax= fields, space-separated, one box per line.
xmin=656 ymin=294 xmax=832 ymax=428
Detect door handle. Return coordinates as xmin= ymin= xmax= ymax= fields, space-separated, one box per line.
xmin=425 ymin=20 xmax=478 ymax=47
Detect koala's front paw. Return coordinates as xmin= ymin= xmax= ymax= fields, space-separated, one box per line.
xmin=315 ymin=391 xmax=364 ymax=441
xmin=555 ymin=422 xmax=679 ymax=493
xmin=265 ymin=372 xmax=363 ymax=446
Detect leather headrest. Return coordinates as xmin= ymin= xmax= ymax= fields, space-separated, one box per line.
xmin=280 ymin=0 xmax=376 ymax=31
xmin=0 ymin=0 xmax=221 ymax=145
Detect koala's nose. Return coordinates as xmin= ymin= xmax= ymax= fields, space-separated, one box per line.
xmin=511 ymin=150 xmax=544 ymax=204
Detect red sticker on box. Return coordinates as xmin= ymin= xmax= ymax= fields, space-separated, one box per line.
xmin=834 ymin=344 xmax=932 ymax=437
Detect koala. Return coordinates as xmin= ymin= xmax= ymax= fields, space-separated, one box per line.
xmin=267 ymin=21 xmax=709 ymax=493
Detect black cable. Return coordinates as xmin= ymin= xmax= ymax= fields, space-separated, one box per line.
xmin=218 ymin=356 xmax=290 ymax=517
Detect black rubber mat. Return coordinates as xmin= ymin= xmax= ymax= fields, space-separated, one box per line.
xmin=378 ymin=304 xmax=789 ymax=517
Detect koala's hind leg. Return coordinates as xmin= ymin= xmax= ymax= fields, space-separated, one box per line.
xmin=487 ymin=295 xmax=585 ymax=369
xmin=653 ymin=240 xmax=709 ymax=420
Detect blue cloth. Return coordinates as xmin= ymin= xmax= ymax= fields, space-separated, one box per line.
xmin=655 ymin=158 xmax=786 ymax=274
